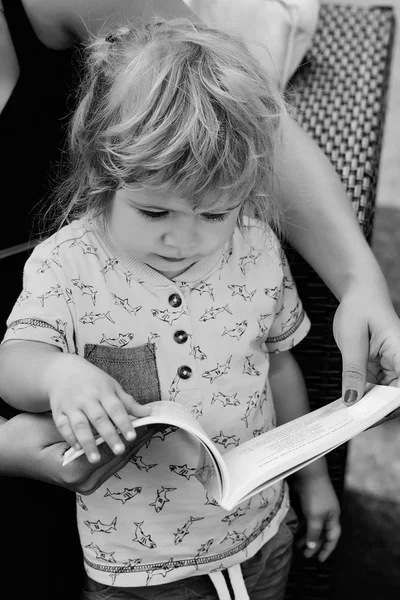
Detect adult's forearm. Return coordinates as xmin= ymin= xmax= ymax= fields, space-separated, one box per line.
xmin=0 ymin=341 xmax=61 ymax=412
xmin=0 ymin=416 xmax=35 ymax=477
xmin=65 ymin=0 xmax=199 ymax=41
xmin=278 ymin=117 xmax=386 ymax=300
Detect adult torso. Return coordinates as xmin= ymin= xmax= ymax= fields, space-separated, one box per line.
xmin=0 ymin=0 xmax=80 ymax=339
xmin=0 ymin=0 xmax=79 ymax=244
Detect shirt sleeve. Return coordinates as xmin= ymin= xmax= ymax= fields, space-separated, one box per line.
xmin=264 ymin=245 xmax=311 ymax=353
xmin=2 ymin=239 xmax=76 ymax=353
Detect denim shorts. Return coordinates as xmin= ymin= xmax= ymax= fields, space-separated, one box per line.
xmin=81 ymin=506 xmax=298 ymax=600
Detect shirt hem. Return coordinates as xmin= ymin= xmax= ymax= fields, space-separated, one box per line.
xmin=83 ymin=484 xmax=290 ymax=588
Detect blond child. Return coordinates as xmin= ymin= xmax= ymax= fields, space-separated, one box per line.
xmin=0 ymin=18 xmax=340 ymax=600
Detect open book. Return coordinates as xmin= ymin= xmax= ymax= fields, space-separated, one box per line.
xmin=62 ymin=383 xmax=400 ymax=511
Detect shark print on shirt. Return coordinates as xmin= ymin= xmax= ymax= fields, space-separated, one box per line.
xmin=4 ymin=217 xmax=310 ymax=588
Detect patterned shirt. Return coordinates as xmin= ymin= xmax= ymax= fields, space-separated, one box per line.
xmin=4 ymin=216 xmax=310 ymax=587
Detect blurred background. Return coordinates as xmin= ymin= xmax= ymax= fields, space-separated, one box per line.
xmin=324 ymin=0 xmax=400 ymax=598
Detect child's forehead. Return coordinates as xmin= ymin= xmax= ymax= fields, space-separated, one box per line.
xmin=122 ymin=184 xmax=241 ymax=212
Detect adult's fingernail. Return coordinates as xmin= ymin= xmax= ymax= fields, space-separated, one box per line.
xmin=344 ymin=389 xmax=358 ymax=405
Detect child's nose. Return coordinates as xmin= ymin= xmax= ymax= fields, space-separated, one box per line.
xmin=163 ymin=219 xmax=199 ymax=252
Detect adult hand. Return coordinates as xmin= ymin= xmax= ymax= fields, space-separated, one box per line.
xmin=333 ymin=286 xmax=400 ymax=405
xmin=1 ymin=412 xmax=164 ymax=495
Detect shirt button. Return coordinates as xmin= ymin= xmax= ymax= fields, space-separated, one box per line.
xmin=174 ymin=330 xmax=188 ymax=344
xmin=178 ymin=365 xmax=192 ymax=380
xmin=168 ymin=293 xmax=182 ymax=308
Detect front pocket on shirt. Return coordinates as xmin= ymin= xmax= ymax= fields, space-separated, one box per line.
xmin=84 ymin=343 xmax=161 ymax=405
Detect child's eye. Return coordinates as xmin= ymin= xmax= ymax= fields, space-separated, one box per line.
xmin=201 ymin=213 xmax=229 ymax=222
xmin=138 ymin=209 xmax=169 ymax=220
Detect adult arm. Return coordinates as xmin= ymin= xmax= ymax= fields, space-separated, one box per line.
xmin=29 ymin=0 xmax=198 ymax=47
xmin=0 ymin=411 xmax=163 ymax=494
xmin=278 ymin=117 xmax=384 ymax=299
xmin=277 ymin=116 xmax=400 ymax=402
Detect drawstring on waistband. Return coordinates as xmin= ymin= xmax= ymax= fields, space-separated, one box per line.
xmin=209 ymin=564 xmax=250 ymax=600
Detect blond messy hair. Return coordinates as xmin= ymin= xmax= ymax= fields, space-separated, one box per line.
xmin=54 ymin=18 xmax=287 ymax=233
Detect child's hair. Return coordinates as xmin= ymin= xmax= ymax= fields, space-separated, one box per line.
xmin=52 ymin=17 xmax=287 ymax=233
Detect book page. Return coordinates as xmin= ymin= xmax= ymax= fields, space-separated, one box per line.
xmin=62 ymin=401 xmax=230 ymax=498
xmin=220 ymin=384 xmax=400 ymax=510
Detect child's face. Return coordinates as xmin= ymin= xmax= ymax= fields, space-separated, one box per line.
xmin=108 ymin=186 xmax=242 ymax=278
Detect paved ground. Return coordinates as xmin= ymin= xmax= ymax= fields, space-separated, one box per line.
xmin=334 ymin=489 xmax=400 ymax=599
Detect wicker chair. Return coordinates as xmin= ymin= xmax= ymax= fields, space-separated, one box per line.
xmin=283 ymin=4 xmax=396 ymax=599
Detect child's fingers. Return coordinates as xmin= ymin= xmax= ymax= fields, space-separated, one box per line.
xmin=67 ymin=408 xmax=115 ymax=464
xmin=53 ymin=411 xmax=81 ymax=452
xmin=55 ymin=409 xmax=101 ymax=463
xmin=100 ymin=393 xmax=137 ymax=443
xmin=317 ymin=519 xmax=341 ymax=562
xmin=74 ymin=425 xmax=167 ymax=495
xmin=304 ymin=516 xmax=324 ymax=557
xmin=317 ymin=537 xmax=338 ymax=563
xmin=84 ymin=403 xmax=127 ymax=458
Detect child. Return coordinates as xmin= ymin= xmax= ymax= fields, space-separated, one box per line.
xmin=0 ymin=18 xmax=340 ymax=600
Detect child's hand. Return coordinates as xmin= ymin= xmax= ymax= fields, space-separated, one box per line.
xmin=289 ymin=462 xmax=341 ymax=562
xmin=44 ymin=354 xmax=151 ymax=463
